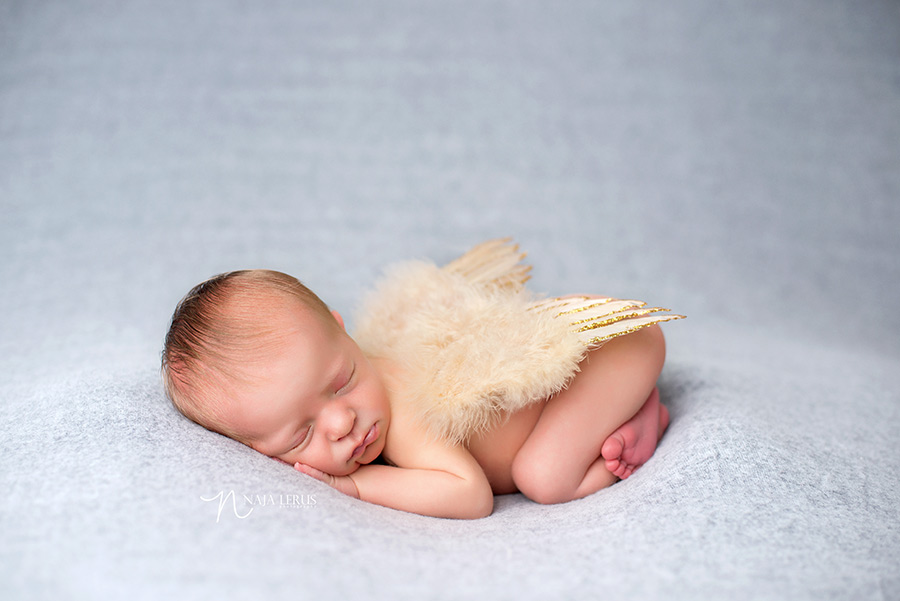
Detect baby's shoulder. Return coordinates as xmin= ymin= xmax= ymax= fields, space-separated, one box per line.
xmin=381 ymin=400 xmax=469 ymax=469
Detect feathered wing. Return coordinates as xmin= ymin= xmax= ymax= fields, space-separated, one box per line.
xmin=443 ymin=238 xmax=685 ymax=347
xmin=442 ymin=237 xmax=532 ymax=291
xmin=529 ymin=296 xmax=685 ymax=348
xmin=354 ymin=238 xmax=684 ymax=444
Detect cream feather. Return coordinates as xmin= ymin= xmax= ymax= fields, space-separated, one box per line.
xmin=352 ymin=239 xmax=684 ymax=444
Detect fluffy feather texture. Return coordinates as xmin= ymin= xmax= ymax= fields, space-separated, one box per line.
xmin=353 ymin=239 xmax=683 ymax=444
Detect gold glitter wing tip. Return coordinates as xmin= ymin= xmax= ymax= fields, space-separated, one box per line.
xmin=572 ymin=306 xmax=673 ymax=331
xmin=582 ymin=313 xmax=685 ymax=346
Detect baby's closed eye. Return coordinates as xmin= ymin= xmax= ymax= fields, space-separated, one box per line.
xmin=291 ymin=425 xmax=313 ymax=452
xmin=334 ymin=363 xmax=356 ymax=395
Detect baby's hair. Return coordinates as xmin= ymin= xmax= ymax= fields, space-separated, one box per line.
xmin=161 ymin=269 xmax=334 ymax=440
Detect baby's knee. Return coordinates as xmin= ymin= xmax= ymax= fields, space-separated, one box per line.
xmin=602 ymin=323 xmax=667 ymax=379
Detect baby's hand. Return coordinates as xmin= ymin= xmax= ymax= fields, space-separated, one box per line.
xmin=294 ymin=463 xmax=360 ymax=499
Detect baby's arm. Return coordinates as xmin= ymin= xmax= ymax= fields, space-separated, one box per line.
xmin=350 ymin=449 xmax=492 ymax=519
xmin=298 ymin=411 xmax=494 ymax=519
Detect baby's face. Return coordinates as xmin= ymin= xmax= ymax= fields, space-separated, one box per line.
xmin=223 ymin=303 xmax=390 ymax=476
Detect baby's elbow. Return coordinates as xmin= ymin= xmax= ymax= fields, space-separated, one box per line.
xmin=449 ymin=478 xmax=493 ymax=519
xmin=461 ymin=483 xmax=494 ymax=519
xmin=475 ymin=483 xmax=495 ymax=518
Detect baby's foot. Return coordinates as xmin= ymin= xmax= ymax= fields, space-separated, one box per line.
xmin=600 ymin=387 xmax=669 ymax=479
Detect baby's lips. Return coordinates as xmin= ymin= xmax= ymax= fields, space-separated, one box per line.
xmin=351 ymin=424 xmax=378 ymax=459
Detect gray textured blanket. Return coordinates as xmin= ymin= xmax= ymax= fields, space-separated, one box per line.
xmin=2 ymin=1 xmax=898 ymax=599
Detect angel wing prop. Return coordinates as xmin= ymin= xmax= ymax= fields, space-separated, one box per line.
xmin=445 ymin=238 xmax=684 ymax=347
xmin=354 ymin=238 xmax=683 ymax=444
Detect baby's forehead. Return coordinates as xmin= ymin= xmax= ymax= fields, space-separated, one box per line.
xmin=224 ymin=285 xmax=295 ymax=313
xmin=225 ymin=294 xmax=335 ymax=360
xmin=222 ymin=289 xmax=313 ymax=329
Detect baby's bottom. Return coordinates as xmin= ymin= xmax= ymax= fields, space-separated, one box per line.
xmin=510 ymin=325 xmax=668 ymax=504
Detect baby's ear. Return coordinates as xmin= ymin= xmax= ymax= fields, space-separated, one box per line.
xmin=331 ymin=310 xmax=345 ymax=330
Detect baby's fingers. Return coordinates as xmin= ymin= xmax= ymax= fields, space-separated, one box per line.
xmin=294 ymin=463 xmax=327 ymax=481
xmin=294 ymin=463 xmax=359 ymax=499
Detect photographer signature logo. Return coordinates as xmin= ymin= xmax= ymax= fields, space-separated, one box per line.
xmin=200 ymin=490 xmax=317 ymax=522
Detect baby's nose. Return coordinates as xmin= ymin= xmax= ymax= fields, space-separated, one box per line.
xmin=324 ymin=405 xmax=356 ymax=441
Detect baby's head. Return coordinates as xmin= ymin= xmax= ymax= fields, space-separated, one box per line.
xmin=162 ymin=270 xmax=390 ymax=476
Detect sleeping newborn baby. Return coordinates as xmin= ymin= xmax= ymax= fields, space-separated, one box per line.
xmin=162 ymin=239 xmax=682 ymax=518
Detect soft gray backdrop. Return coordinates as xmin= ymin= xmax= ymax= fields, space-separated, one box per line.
xmin=2 ymin=1 xmax=898 ymax=599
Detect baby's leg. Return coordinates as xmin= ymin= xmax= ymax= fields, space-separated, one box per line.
xmin=600 ymin=387 xmax=669 ymax=479
xmin=511 ymin=325 xmax=666 ymax=504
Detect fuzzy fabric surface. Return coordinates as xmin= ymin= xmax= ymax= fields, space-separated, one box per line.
xmin=2 ymin=1 xmax=899 ymax=600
